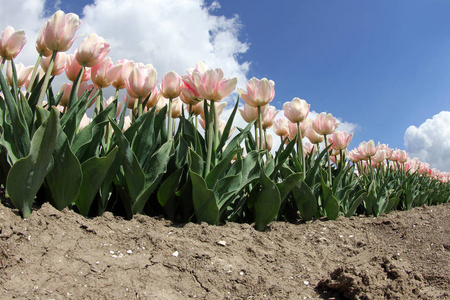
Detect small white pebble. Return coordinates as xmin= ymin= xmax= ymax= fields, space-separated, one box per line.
xmin=349 ymin=235 xmax=354 ymax=238
xmin=217 ymin=240 xmax=227 ymax=246
xmin=110 ymin=251 xmax=115 ymax=254
xmin=339 ymin=235 xmax=344 ymax=238
xmin=304 ymin=281 xmax=310 ymax=285
xmin=127 ymin=250 xmax=132 ymax=254
xmin=239 ymin=271 xmax=245 ymax=276
xmin=172 ymin=251 xmax=179 ymax=257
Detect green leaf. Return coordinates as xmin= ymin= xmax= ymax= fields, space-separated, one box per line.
xmin=188 ymin=148 xmax=203 ymax=175
xmin=254 ymin=172 xmax=281 ymax=231
xmin=206 ymin=148 xmax=242 ymax=189
xmin=321 ymin=175 xmax=339 ymax=220
xmin=75 ymin=147 xmax=118 ymax=216
xmin=46 ymin=131 xmax=82 ymax=210
xmin=222 ymin=121 xmax=254 ymax=158
xmin=6 ymin=108 xmax=60 ymax=218
xmin=190 ymin=170 xmax=219 ymax=225
xmin=157 ymin=168 xmax=183 ymax=220
xmin=276 ymin=172 xmax=302 ymax=203
xmin=292 ymin=178 xmax=317 ymax=221
xmin=217 ymin=96 xmax=239 ymax=152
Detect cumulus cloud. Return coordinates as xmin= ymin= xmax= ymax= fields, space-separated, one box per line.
xmin=404 ymin=111 xmax=450 ymax=172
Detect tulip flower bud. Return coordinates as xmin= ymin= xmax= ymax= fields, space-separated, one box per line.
xmin=0 ymin=26 xmax=27 ymax=60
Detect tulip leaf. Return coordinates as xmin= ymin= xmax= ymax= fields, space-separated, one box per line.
xmin=6 ymin=107 xmax=60 ymax=218
xmin=206 ymin=148 xmax=242 ymax=190
xmin=188 ymin=148 xmax=203 ymax=175
xmin=46 ymin=130 xmax=82 ymax=210
xmin=190 ymin=170 xmax=219 ymax=225
xmin=109 ymin=118 xmax=145 ymax=201
xmin=222 ymin=121 xmax=254 ymax=159
xmin=75 ymin=147 xmax=118 ymax=216
xmin=0 ymin=71 xmax=30 ymax=158
xmin=292 ymin=178 xmax=317 ymax=221
xmin=217 ymin=96 xmax=239 ymax=153
xmin=276 ymin=172 xmax=302 ymax=203
xmin=321 ymin=177 xmax=340 ymax=220
xmin=157 ymin=168 xmax=183 ymax=220
xmin=254 ymin=172 xmax=281 ymax=231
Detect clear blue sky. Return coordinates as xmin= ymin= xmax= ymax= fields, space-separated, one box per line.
xmin=43 ymin=0 xmax=450 ymax=153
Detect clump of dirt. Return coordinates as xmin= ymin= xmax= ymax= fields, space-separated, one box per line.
xmin=1 ymin=197 xmax=449 ymax=299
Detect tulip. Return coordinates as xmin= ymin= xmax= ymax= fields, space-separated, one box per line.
xmin=283 ymin=97 xmax=310 ymax=124
xmin=145 ymin=86 xmax=160 ymax=108
xmin=65 ymin=54 xmax=91 ymax=82
xmin=306 ymin=125 xmax=324 ymax=145
xmin=262 ymin=105 xmax=279 ymax=129
xmin=372 ymin=149 xmax=387 ymax=166
xmin=161 ymin=70 xmax=182 ymax=99
xmin=40 ymin=52 xmax=66 ymax=76
xmin=6 ymin=61 xmax=33 ymax=88
xmin=238 ymin=77 xmax=275 ymax=108
xmin=239 ymin=103 xmax=258 ymax=123
xmin=328 ymin=131 xmax=353 ymax=151
xmin=312 ymin=112 xmax=338 ymax=136
xmin=91 ymin=57 xmax=122 ymax=88
xmin=192 ymin=68 xmax=237 ymax=102
xmin=304 ymin=142 xmax=317 ymax=156
xmin=273 ymin=117 xmax=289 ymax=139
xmin=75 ymin=33 xmax=110 ymax=67
xmin=396 ymin=150 xmax=408 ymax=163
xmin=112 ymin=59 xmax=134 ymax=90
xmin=58 ymin=82 xmax=72 ymax=107
xmin=103 ymin=96 xmax=122 ymax=119
xmin=0 ymin=26 xmax=27 ymax=62
xmin=79 ymin=113 xmax=92 ymax=131
xmin=126 ymin=63 xmax=157 ymax=99
xmin=358 ymin=140 xmax=377 ymax=159
xmin=35 ymin=25 xmax=52 ymax=57
xmin=42 ymin=10 xmax=81 ymax=52
xmin=189 ymin=101 xmax=204 ymax=116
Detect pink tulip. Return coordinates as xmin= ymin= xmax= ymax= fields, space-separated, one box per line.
xmin=126 ymin=63 xmax=157 ymax=99
xmin=161 ymin=70 xmax=182 ymax=99
xmin=396 ymin=150 xmax=408 ymax=163
xmin=273 ymin=117 xmax=289 ymax=138
xmin=262 ymin=105 xmax=279 ymax=129
xmin=6 ymin=61 xmax=33 ymax=88
xmin=75 ymin=33 xmax=110 ymax=67
xmin=91 ymin=57 xmax=122 ymax=88
xmin=42 ymin=10 xmax=81 ymax=52
xmin=328 ymin=131 xmax=353 ymax=150
xmin=312 ymin=112 xmax=338 ymax=136
xmin=303 ymin=142 xmax=317 ymax=155
xmin=35 ymin=25 xmax=52 ymax=57
xmin=65 ymin=54 xmax=91 ymax=82
xmin=169 ymin=97 xmax=182 ymax=118
xmin=103 ymin=96 xmax=122 ymax=118
xmin=348 ymin=149 xmax=364 ymax=163
xmin=58 ymin=82 xmax=72 ymax=107
xmin=189 ymin=101 xmax=204 ymax=116
xmin=238 ymin=77 xmax=275 ymax=107
xmin=239 ymin=103 xmax=259 ymax=123
xmin=192 ymin=68 xmax=237 ymax=102
xmin=261 ymin=133 xmax=273 ymax=151
xmin=282 ymin=97 xmax=310 ymax=124
xmin=40 ymin=52 xmax=66 ymax=76
xmin=357 ymin=140 xmax=377 ymax=159
xmin=0 ymin=26 xmax=27 ymax=60
xmin=306 ymin=124 xmax=324 ymax=144
xmin=145 ymin=86 xmax=160 ymax=108
xmin=112 ymin=59 xmax=134 ymax=90
xmin=371 ymin=149 xmax=387 ymax=165
xmin=79 ymin=113 xmax=92 ymax=130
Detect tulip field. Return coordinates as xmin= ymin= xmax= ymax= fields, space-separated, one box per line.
xmin=0 ymin=11 xmax=449 ymax=232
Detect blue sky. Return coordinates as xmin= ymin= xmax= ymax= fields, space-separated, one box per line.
xmin=2 ymin=0 xmax=450 ymax=171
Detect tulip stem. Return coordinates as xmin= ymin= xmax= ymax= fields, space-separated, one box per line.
xmin=167 ymin=97 xmax=173 ymax=141
xmin=297 ymin=122 xmax=305 ymax=179
xmin=324 ymin=135 xmax=332 ymax=186
xmin=95 ymin=88 xmax=103 ymax=116
xmin=205 ymin=100 xmax=214 ymax=176
xmin=37 ymin=50 xmax=57 ymax=107
xmin=26 ymin=52 xmax=43 ymax=97
xmin=0 ymin=58 xmax=5 ymax=72
xmin=257 ymin=106 xmax=263 ymax=151
xmin=71 ymin=63 xmax=85 ymax=109
xmin=213 ymin=101 xmax=219 ymax=153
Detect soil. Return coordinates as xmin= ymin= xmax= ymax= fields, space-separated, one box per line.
xmin=0 ymin=198 xmax=449 ymax=300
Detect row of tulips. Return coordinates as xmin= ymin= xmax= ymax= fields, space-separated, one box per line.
xmin=0 ymin=11 xmax=448 ymax=230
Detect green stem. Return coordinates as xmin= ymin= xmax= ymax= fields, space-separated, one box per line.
xmin=257 ymin=106 xmax=263 ymax=150
xmin=70 ymin=63 xmax=86 ymax=109
xmin=297 ymin=122 xmax=305 ymax=179
xmin=324 ymin=135 xmax=332 ymax=186
xmin=167 ymin=97 xmax=173 ymax=140
xmin=37 ymin=50 xmax=57 ymax=107
xmin=94 ymin=88 xmax=103 ymax=116
xmin=254 ymin=123 xmax=258 ymax=148
xmin=26 ymin=52 xmax=43 ymax=97
xmin=264 ymin=129 xmax=268 ymax=150
xmin=205 ymin=100 xmax=214 ymax=176
xmin=213 ymin=101 xmax=219 ymax=151
xmin=0 ymin=58 xmax=5 ymax=72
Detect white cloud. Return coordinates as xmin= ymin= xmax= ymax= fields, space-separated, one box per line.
xmin=404 ymin=111 xmax=450 ymax=172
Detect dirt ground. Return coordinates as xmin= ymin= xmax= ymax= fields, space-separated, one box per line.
xmin=1 ymin=197 xmax=449 ymax=300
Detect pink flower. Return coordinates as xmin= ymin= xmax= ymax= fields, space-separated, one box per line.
xmin=282 ymin=97 xmax=310 ymax=123
xmin=169 ymin=97 xmax=182 ymax=118
xmin=306 ymin=123 xmax=324 ymax=144
xmin=6 ymin=61 xmax=33 ymax=88
xmin=238 ymin=77 xmax=275 ymax=107
xmin=396 ymin=150 xmax=408 ymax=163
xmin=189 ymin=101 xmax=204 ymax=116
xmin=35 ymin=25 xmax=52 ymax=57
xmin=112 ymin=59 xmax=134 ymax=90
xmin=273 ymin=117 xmax=289 ymax=138
xmin=40 ymin=52 xmax=66 ymax=76
xmin=42 ymin=10 xmax=81 ymax=52
xmin=328 ymin=131 xmax=353 ymax=150
xmin=145 ymin=86 xmax=160 ymax=108
xmin=65 ymin=54 xmax=91 ymax=82
xmin=103 ymin=96 xmax=122 ymax=118
xmin=75 ymin=33 xmax=110 ymax=67
xmin=91 ymin=57 xmax=122 ymax=88
xmin=348 ymin=149 xmax=365 ymax=163
xmin=304 ymin=142 xmax=317 ymax=155
xmin=371 ymin=149 xmax=387 ymax=165
xmin=58 ymin=82 xmax=72 ymax=107
xmin=262 ymin=105 xmax=279 ymax=129
xmin=239 ymin=103 xmax=258 ymax=123
xmin=126 ymin=63 xmax=158 ymax=99
xmin=357 ymin=140 xmax=377 ymax=159
xmin=192 ymin=68 xmax=237 ymax=102
xmin=161 ymin=70 xmax=182 ymax=99
xmin=79 ymin=113 xmax=92 ymax=130
xmin=312 ymin=112 xmax=338 ymax=136
xmin=0 ymin=26 xmax=27 ymax=60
